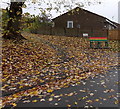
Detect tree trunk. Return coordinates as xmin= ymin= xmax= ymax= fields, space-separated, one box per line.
xmin=2 ymin=2 xmax=26 ymax=40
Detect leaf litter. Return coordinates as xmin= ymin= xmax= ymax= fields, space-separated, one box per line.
xmin=2 ymin=32 xmax=119 ymax=107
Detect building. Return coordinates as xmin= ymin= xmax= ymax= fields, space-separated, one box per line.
xmin=51 ymin=7 xmax=119 ymax=37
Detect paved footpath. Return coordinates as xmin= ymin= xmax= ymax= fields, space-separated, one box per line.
xmin=14 ymin=66 xmax=119 ymax=108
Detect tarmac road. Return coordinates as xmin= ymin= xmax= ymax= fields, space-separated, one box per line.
xmin=14 ymin=67 xmax=119 ymax=108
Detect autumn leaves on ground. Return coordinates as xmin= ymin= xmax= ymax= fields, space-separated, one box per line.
xmin=1 ymin=32 xmax=119 ymax=107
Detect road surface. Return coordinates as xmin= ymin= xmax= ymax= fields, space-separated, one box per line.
xmin=13 ymin=67 xmax=119 ymax=108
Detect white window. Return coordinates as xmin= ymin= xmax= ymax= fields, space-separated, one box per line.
xmin=108 ymin=24 xmax=115 ymax=30
xmin=67 ymin=21 xmax=73 ymax=28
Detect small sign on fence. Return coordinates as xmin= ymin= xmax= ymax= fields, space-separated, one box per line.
xmin=83 ymin=33 xmax=88 ymax=37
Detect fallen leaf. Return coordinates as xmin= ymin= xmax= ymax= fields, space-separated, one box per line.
xmin=47 ymin=89 xmax=53 ymax=93
xmin=32 ymin=100 xmax=38 ymax=102
xmin=48 ymin=98 xmax=53 ymax=101
xmin=11 ymin=103 xmax=17 ymax=107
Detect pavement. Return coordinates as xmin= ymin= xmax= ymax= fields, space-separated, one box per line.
xmin=13 ymin=67 xmax=119 ymax=108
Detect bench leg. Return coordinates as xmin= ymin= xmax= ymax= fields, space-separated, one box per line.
xmin=90 ymin=41 xmax=93 ymax=48
xmin=97 ymin=41 xmax=101 ymax=49
xmin=105 ymin=41 xmax=108 ymax=48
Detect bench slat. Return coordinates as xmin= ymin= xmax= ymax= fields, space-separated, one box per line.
xmin=89 ymin=37 xmax=108 ymax=41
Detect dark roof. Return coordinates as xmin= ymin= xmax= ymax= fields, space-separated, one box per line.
xmin=52 ymin=7 xmax=107 ymax=20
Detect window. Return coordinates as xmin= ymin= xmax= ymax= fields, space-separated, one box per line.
xmin=108 ymin=25 xmax=112 ymax=30
xmin=77 ymin=24 xmax=80 ymax=28
xmin=67 ymin=21 xmax=73 ymax=28
xmin=52 ymin=22 xmax=55 ymax=27
xmin=108 ymin=25 xmax=115 ymax=30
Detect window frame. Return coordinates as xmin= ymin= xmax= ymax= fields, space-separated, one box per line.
xmin=67 ymin=21 xmax=73 ymax=28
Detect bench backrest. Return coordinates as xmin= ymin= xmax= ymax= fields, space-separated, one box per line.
xmin=89 ymin=37 xmax=108 ymax=41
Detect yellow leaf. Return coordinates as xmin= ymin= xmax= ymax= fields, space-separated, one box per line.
xmin=32 ymin=100 xmax=38 ymax=102
xmin=2 ymin=84 xmax=8 ymax=88
xmin=67 ymin=104 xmax=71 ymax=107
xmin=115 ymin=100 xmax=119 ymax=104
xmin=64 ymin=83 xmax=67 ymax=86
xmin=75 ymin=102 xmax=78 ymax=105
xmin=19 ymin=86 xmax=23 ymax=89
xmin=95 ymin=99 xmax=99 ymax=102
xmin=68 ymin=93 xmax=74 ymax=96
xmin=47 ymin=89 xmax=53 ymax=93
xmin=86 ymin=100 xmax=92 ymax=103
xmin=33 ymin=91 xmax=39 ymax=95
xmin=8 ymin=97 xmax=13 ymax=100
xmin=51 ymin=94 xmax=55 ymax=96
xmin=73 ymin=79 xmax=77 ymax=81
xmin=11 ymin=103 xmax=17 ymax=107
xmin=60 ymin=94 xmax=63 ymax=96
xmin=82 ymin=96 xmax=88 ymax=100
xmin=40 ymin=79 xmax=44 ymax=82
xmin=13 ymin=94 xmax=18 ymax=98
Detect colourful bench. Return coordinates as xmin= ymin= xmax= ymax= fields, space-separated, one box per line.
xmin=89 ymin=36 xmax=108 ymax=48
